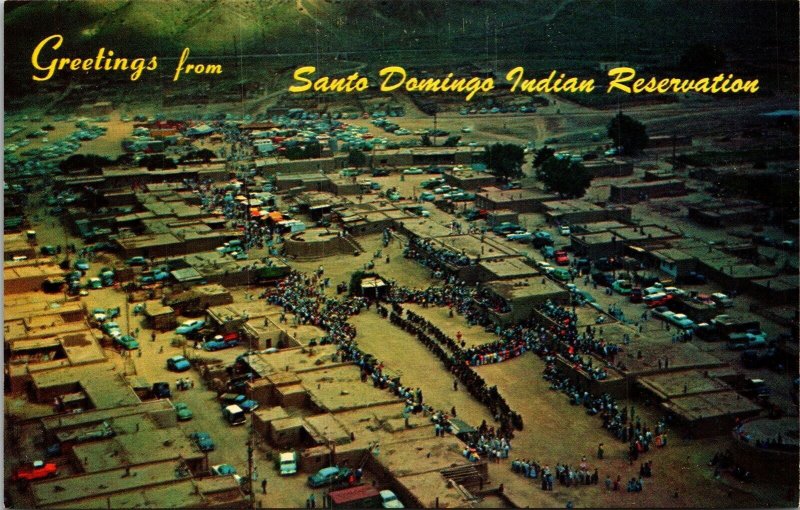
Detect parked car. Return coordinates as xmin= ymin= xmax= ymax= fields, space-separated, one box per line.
xmin=668 ymin=313 xmax=696 ymax=330
xmin=554 ymin=250 xmax=569 ymax=266
xmin=646 ymin=294 xmax=675 ymax=308
xmin=125 ymin=256 xmax=149 ymax=266
xmin=629 ymin=287 xmax=643 ymax=303
xmin=534 ymin=231 xmax=553 ymax=241
xmin=74 ymin=259 xmax=90 ymax=271
xmin=651 ymin=306 xmax=671 ymax=319
xmin=12 ymin=461 xmax=58 ymax=482
xmin=492 ymin=222 xmax=522 ymax=235
xmin=419 ymin=191 xmax=435 ymax=201
xmin=506 ymin=231 xmax=533 ymax=242
xmin=711 ymin=292 xmax=734 ymax=308
xmin=728 ymin=331 xmax=768 ymax=350
xmin=591 ymin=271 xmax=615 ymax=287
xmin=559 ymin=225 xmax=571 ymax=235
xmin=307 ymin=466 xmax=352 ymax=488
xmin=114 ymin=335 xmax=139 ymax=350
xmin=174 ymin=402 xmax=193 ymax=421
xmin=741 ymin=348 xmax=779 ymax=369
xmin=176 ymin=320 xmax=205 ymax=335
xmin=612 ymin=279 xmax=632 ymax=295
xmin=190 ymin=432 xmax=215 ymax=451
xmin=167 ymin=355 xmax=191 ymax=372
xmin=203 ymin=334 xmax=239 ymax=351
xmin=551 ymin=268 xmax=571 ymax=281
xmin=276 ymin=451 xmax=299 ymax=476
xmin=152 ymin=382 xmax=171 ymax=399
xmin=380 ymin=490 xmax=405 ymax=508
xmin=371 ymin=169 xmax=390 ymax=177
xmin=211 ymin=464 xmax=242 ymax=485
xmin=402 ymin=167 xmax=424 ymax=175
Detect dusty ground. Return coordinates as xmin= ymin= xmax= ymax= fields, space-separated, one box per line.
xmin=5 ymin=86 xmax=798 ymax=508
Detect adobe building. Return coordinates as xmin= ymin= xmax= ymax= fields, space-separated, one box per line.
xmin=4 ymin=261 xmax=64 ymax=294
xmin=609 ymin=179 xmax=686 ymax=203
xmin=481 ymin=278 xmax=570 ymax=324
xmin=442 ymin=169 xmax=497 ymax=190
xmin=543 ymin=199 xmax=632 ymax=225
xmin=475 ymin=187 xmax=557 ymax=213
xmin=583 ymin=158 xmax=634 ymax=178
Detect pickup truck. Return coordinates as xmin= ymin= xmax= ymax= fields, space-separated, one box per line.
xmin=12 ymin=461 xmax=58 ymax=482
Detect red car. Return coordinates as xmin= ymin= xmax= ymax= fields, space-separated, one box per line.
xmin=12 ymin=461 xmax=58 ymax=482
xmin=554 ymin=250 xmax=569 ymax=266
xmin=646 ymin=294 xmax=674 ymax=308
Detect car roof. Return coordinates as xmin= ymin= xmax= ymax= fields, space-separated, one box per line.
xmin=319 ymin=466 xmax=339 ymax=474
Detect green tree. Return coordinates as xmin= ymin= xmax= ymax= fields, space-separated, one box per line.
xmin=484 ymin=143 xmax=525 ymax=182
xmin=443 ymin=135 xmax=461 ymax=147
xmin=607 ymin=113 xmax=648 ymax=155
xmin=533 ymin=146 xmax=555 ymax=168
xmin=536 ymin=156 xmax=592 ymax=198
xmin=348 ymin=149 xmax=367 ymax=168
xmin=139 ymin=154 xmax=177 ymax=170
xmin=179 ymin=148 xmax=216 ymax=164
xmin=59 ymin=154 xmax=114 ymax=173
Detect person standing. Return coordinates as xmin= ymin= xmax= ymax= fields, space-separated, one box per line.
xmin=261 ymin=478 xmax=267 ymax=494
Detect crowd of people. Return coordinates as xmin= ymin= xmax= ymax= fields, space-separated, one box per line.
xmin=404 ymin=236 xmax=473 ymax=270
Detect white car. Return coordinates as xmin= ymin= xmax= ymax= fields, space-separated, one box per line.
xmin=644 ymin=284 xmax=665 ymax=296
xmin=380 ymin=490 xmax=404 ymax=509
xmin=663 ymin=286 xmax=686 ymax=297
xmin=506 ymin=231 xmax=533 ymax=242
xmin=434 ymin=185 xmax=453 ymax=194
xmin=669 ymin=313 xmax=696 ymax=330
xmin=711 ymin=292 xmax=734 ymax=307
xmin=643 ymin=292 xmax=667 ymax=303
xmin=402 ymin=167 xmax=424 ymax=175
xmin=559 ymin=225 xmax=571 ymax=235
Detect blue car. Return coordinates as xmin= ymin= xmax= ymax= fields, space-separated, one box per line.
xmin=308 ymin=466 xmax=352 ymax=488
xmin=190 ymin=432 xmax=215 ymax=452
xmin=167 ymin=355 xmax=191 ymax=372
xmin=203 ymin=336 xmax=239 ymax=351
xmin=239 ymin=399 xmax=259 ymax=413
xmin=176 ymin=320 xmax=205 ymax=335
xmin=74 ymin=259 xmax=90 ymax=271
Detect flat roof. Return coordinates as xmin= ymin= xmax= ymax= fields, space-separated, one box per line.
xmin=32 ymin=460 xmax=185 ymax=507
xmin=611 ymin=225 xmax=677 ymax=242
xmin=750 ymin=275 xmax=800 ymax=292
xmin=542 ymin=199 xmax=605 ymax=213
xmin=41 ymin=400 xmax=175 ymax=432
xmin=611 ymin=179 xmax=685 ymax=189
xmin=431 ymin=234 xmax=517 ymax=261
xmin=663 ymin=391 xmax=761 ymax=421
xmin=651 ymin=248 xmax=697 ymax=262
xmin=299 ymin=364 xmax=398 ymax=412
xmin=477 ymin=187 xmax=555 ymax=203
xmin=400 ymin=218 xmax=455 ymax=239
xmin=378 ymin=435 xmax=473 ymax=476
xmin=485 ymin=277 xmax=569 ymax=301
xmin=39 ymin=475 xmax=243 ymax=509
xmin=31 ymin=364 xmax=141 ymax=409
xmin=478 ymin=257 xmax=539 ymax=279
xmin=303 ymin=413 xmax=352 ymax=444
xmin=71 ymin=428 xmax=203 ymax=472
xmin=4 ymin=263 xmax=63 ymax=280
xmin=638 ymin=370 xmax=732 ymax=400
xmin=115 ymin=233 xmax=182 ymax=249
